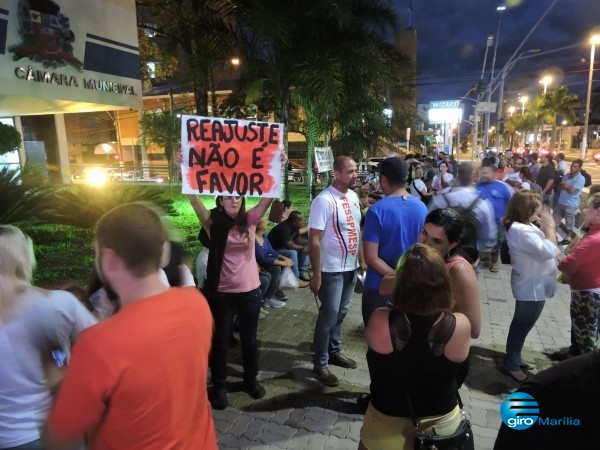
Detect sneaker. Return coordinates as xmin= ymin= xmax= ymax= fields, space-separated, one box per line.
xmin=259 ymin=309 xmax=268 ymax=320
xmin=313 ymin=365 xmax=340 ymax=387
xmin=298 ymin=280 xmax=310 ymax=288
xmin=558 ymin=239 xmax=571 ymax=246
xmin=209 ymin=388 xmax=228 ymax=410
xmin=299 ymin=273 xmax=311 ymax=282
xmin=263 ymin=297 xmax=285 ymax=308
xmin=244 ymin=381 xmax=266 ymax=399
xmin=329 ymin=352 xmax=358 ymax=369
xmin=275 ymin=289 xmax=288 ymax=301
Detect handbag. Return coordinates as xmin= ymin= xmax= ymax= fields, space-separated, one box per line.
xmin=500 ymin=223 xmax=511 ymax=265
xmin=279 ymin=266 xmax=299 ymax=290
xmin=557 ymin=226 xmax=584 ymax=284
xmin=389 ymin=317 xmax=474 ymax=450
xmin=412 ymin=180 xmax=431 ymax=205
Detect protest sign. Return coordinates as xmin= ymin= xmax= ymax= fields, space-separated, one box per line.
xmin=180 ymin=115 xmax=283 ymax=197
xmin=314 ymin=146 xmax=334 ymax=173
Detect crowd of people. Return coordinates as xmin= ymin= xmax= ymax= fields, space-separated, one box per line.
xmin=1 ymin=147 xmax=598 ymax=449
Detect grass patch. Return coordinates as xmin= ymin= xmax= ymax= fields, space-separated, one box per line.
xmin=23 ymin=183 xmax=318 ymax=289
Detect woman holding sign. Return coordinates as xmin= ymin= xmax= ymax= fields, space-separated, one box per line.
xmin=179 ymin=149 xmax=286 ymax=410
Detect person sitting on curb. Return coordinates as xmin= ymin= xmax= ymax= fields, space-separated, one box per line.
xmin=268 ymin=211 xmax=310 ymax=287
xmin=255 ymin=218 xmax=294 ymax=308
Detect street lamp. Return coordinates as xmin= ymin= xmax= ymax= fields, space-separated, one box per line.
xmin=581 ymin=34 xmax=600 ymax=159
xmin=508 ymin=106 xmax=516 ymax=116
xmin=472 ymin=36 xmax=495 ymax=162
xmin=539 ymin=75 xmax=552 ymax=94
xmin=520 ymin=96 xmax=528 ymax=115
xmin=483 ymin=4 xmax=507 ymax=150
xmin=493 ymin=48 xmax=540 ymax=151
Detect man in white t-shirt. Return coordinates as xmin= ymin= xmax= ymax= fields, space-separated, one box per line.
xmin=502 ymin=155 xmax=525 ymax=190
xmin=308 ymin=156 xmax=361 ymax=387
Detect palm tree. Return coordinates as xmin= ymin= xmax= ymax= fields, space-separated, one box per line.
xmin=511 ymin=112 xmax=539 ymax=149
xmin=235 ymin=0 xmax=400 ymax=199
xmin=538 ymin=86 xmax=579 ymax=149
xmin=139 ymin=110 xmax=181 ymax=184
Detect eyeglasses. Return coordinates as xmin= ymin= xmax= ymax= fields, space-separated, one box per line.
xmin=222 ymin=195 xmax=242 ymax=202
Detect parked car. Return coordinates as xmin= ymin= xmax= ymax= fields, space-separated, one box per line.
xmin=287 ymin=161 xmax=306 ymax=182
xmin=120 ymin=170 xmax=142 ymax=181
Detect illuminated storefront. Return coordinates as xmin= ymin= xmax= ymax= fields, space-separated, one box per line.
xmin=0 ymin=0 xmax=141 ymax=182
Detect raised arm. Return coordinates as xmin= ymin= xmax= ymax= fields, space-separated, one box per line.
xmin=251 ymin=198 xmax=275 ymax=220
xmin=186 ymin=194 xmax=210 ymax=225
xmin=250 ymin=148 xmax=288 ymax=219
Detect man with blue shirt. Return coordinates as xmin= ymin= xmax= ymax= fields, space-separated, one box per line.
xmin=554 ymin=159 xmax=585 ymax=245
xmin=476 ymin=164 xmax=513 ymax=273
xmin=361 ymin=157 xmax=427 ymax=325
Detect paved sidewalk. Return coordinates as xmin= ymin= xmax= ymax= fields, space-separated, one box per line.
xmin=212 ymin=264 xmax=572 ymax=449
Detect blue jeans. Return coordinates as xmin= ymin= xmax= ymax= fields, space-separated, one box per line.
xmin=504 ymin=300 xmax=545 ymax=371
xmin=207 ymin=287 xmax=262 ymax=389
xmin=361 ymin=287 xmax=392 ymax=327
xmin=263 ymin=265 xmax=282 ymax=298
xmin=277 ymin=248 xmax=309 ymax=278
xmin=313 ymin=270 xmax=357 ymax=368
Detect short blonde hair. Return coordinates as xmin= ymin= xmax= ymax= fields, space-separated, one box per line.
xmin=0 ymin=225 xmax=36 ymax=319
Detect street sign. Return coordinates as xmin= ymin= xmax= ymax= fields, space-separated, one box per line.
xmin=476 ymin=102 xmax=497 ymax=113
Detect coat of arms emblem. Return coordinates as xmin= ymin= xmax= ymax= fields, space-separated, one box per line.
xmin=10 ymin=0 xmax=84 ymax=71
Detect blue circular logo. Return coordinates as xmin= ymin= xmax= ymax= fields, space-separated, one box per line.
xmin=500 ymin=392 xmax=539 ymax=430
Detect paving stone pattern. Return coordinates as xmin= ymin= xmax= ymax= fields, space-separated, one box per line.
xmin=212 ymin=264 xmax=572 ymax=449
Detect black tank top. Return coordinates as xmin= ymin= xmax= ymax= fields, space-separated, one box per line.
xmin=366 ymin=310 xmax=461 ymax=418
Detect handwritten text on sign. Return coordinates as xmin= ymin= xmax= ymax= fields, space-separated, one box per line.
xmin=181 ymin=115 xmax=283 ymax=197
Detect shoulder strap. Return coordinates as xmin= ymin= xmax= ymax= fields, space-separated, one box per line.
xmin=441 ymin=193 xmax=450 ymax=208
xmin=465 ymin=196 xmax=480 ymax=213
xmin=411 ymin=180 xmax=425 ymax=200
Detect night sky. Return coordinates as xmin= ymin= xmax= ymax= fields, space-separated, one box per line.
xmin=395 ymin=0 xmax=600 ymax=109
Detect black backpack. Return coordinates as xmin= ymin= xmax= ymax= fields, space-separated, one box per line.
xmin=581 ymin=169 xmax=592 ymax=188
xmin=442 ymin=194 xmax=481 ymax=265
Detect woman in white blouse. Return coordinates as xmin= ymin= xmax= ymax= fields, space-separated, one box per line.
xmin=431 ymin=161 xmax=453 ymax=194
xmin=502 ymin=190 xmax=559 ymax=382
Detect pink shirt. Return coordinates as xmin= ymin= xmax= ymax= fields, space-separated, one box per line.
xmin=218 ymin=209 xmax=261 ymax=293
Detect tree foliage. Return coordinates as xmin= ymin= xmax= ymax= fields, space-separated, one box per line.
xmin=42 ymin=185 xmax=175 ymax=228
xmin=0 ymin=167 xmax=54 ymax=224
xmin=136 ymin=0 xmax=238 ymax=115
xmin=504 ymin=88 xmax=579 ymax=149
xmin=137 ymin=30 xmax=178 ymax=87
xmin=0 ymin=123 xmax=22 ymax=156
xmin=538 ymin=86 xmax=579 ymax=149
xmin=235 ymin=0 xmax=405 ymax=198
